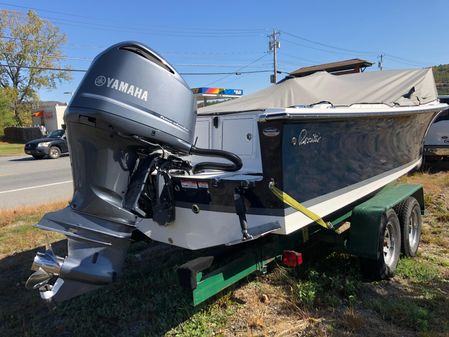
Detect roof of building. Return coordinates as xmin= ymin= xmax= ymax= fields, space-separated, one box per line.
xmin=289 ymin=58 xmax=374 ymax=77
xmin=38 ymin=101 xmax=67 ymax=107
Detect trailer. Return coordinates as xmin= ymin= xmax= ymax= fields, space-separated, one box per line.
xmin=177 ymin=183 xmax=423 ymax=306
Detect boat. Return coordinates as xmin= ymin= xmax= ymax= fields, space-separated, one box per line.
xmin=26 ymin=41 xmax=447 ymax=302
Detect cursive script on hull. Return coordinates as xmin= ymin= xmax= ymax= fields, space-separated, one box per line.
xmin=298 ymin=129 xmax=321 ymax=146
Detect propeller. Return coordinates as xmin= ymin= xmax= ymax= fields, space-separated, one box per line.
xmin=31 ymin=248 xmax=62 ymax=274
xmin=26 ymin=241 xmax=63 ymax=291
xmin=25 ymin=268 xmax=52 ymax=290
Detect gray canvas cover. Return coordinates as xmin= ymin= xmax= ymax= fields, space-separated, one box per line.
xmin=198 ymin=68 xmax=438 ymax=114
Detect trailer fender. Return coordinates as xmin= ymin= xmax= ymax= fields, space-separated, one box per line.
xmin=346 ymin=183 xmax=424 ymax=259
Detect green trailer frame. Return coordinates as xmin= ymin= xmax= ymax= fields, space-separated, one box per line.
xmin=177 ymin=183 xmax=424 ymax=306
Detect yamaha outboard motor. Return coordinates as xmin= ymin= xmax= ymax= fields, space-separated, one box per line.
xmin=26 ymin=42 xmax=241 ymax=301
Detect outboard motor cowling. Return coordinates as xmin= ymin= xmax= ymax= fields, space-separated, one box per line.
xmin=65 ymin=42 xmax=196 ymax=222
xmin=67 ymin=42 xmax=196 ymax=153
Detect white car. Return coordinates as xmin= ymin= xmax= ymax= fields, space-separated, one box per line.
xmin=424 ymin=96 xmax=449 ymax=160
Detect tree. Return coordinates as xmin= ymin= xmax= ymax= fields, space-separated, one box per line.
xmin=0 ymin=10 xmax=71 ymax=126
xmin=0 ymin=87 xmax=14 ymax=135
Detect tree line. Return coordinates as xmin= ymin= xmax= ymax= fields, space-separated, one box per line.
xmin=433 ymin=64 xmax=449 ymax=95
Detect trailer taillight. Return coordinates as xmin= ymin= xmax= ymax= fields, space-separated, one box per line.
xmin=282 ymin=250 xmax=303 ymax=268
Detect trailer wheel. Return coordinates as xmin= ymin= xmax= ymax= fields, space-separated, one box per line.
xmin=395 ymin=197 xmax=422 ymax=257
xmin=361 ymin=209 xmax=401 ymax=280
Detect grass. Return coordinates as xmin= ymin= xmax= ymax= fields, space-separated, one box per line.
xmin=0 ymin=201 xmax=68 ymax=258
xmin=271 ymin=253 xmax=361 ymax=308
xmin=0 ymin=140 xmax=25 ymax=156
xmin=396 ymin=257 xmax=440 ymax=283
xmin=370 ymin=297 xmax=432 ymax=331
xmin=0 ymin=167 xmax=449 ymax=336
xmin=0 ymin=201 xmax=69 ymax=228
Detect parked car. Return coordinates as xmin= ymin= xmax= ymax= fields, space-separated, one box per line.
xmin=423 ymin=95 xmax=449 ymax=162
xmin=24 ymin=129 xmax=68 ymax=159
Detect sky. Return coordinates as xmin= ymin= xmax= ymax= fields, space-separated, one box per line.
xmin=2 ymin=0 xmax=449 ymax=103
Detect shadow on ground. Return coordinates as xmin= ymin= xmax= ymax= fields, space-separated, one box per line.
xmin=0 ymin=240 xmax=208 ymax=337
xmin=8 ymin=154 xmax=70 ymax=162
xmin=8 ymin=157 xmax=37 ymax=162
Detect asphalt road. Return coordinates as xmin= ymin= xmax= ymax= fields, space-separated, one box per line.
xmin=0 ymin=154 xmax=73 ymax=210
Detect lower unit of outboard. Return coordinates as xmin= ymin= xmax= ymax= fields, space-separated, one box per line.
xmin=26 ymin=41 xmax=241 ymax=301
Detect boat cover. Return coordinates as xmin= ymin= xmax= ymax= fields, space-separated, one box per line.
xmin=198 ymin=68 xmax=438 ymax=114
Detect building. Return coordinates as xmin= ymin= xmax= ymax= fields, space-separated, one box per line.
xmin=32 ymin=101 xmax=67 ymax=132
xmin=289 ymin=58 xmax=373 ymax=78
xmin=192 ymin=87 xmax=243 ymax=108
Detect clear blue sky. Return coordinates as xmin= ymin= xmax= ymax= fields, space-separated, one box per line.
xmin=2 ymin=0 xmax=449 ymax=103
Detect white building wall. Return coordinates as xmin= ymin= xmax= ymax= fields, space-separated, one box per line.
xmin=55 ymin=105 xmax=66 ymax=130
xmin=32 ymin=102 xmax=67 ymax=132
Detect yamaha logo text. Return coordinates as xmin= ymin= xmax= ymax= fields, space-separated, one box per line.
xmin=95 ymin=75 xmax=149 ymax=102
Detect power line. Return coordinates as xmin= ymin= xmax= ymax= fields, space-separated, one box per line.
xmin=175 ymin=63 xmax=268 ymax=68
xmin=282 ymin=31 xmax=377 ymax=56
xmin=0 ymin=63 xmax=275 ymax=76
xmin=0 ymin=64 xmax=85 ymax=72
xmin=1 ymin=7 xmax=266 ymax=38
xmin=181 ymin=70 xmax=273 ymax=76
xmin=283 ymin=38 xmax=363 ymax=57
xmin=383 ymin=53 xmax=427 ymax=67
xmin=0 ymin=35 xmax=264 ymax=60
xmin=1 ymin=7 xmax=432 ymax=68
xmin=282 ymin=31 xmax=429 ymax=68
xmin=0 ymin=2 xmax=95 ymax=20
xmin=47 ymin=17 xmax=263 ymax=38
xmin=0 ymin=34 xmax=272 ymax=69
xmin=0 ymin=2 xmax=265 ymax=33
xmin=206 ymin=53 xmax=270 ymax=86
xmin=1 ymin=35 xmax=273 ymax=72
xmin=281 ymin=52 xmax=318 ymax=64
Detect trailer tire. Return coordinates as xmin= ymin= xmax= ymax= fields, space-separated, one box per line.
xmin=360 ymin=209 xmax=401 ymax=280
xmin=395 ymin=197 xmax=422 ymax=257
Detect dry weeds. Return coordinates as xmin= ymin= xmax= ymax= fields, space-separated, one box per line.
xmin=0 ymin=201 xmax=68 ymax=258
xmin=217 ymin=168 xmax=449 ymax=337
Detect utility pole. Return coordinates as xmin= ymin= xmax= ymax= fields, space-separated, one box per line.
xmin=268 ymin=30 xmax=280 ymax=83
xmin=378 ymin=53 xmax=384 ymax=71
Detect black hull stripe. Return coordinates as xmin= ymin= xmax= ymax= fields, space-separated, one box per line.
xmin=175 ymin=159 xmax=417 ymax=217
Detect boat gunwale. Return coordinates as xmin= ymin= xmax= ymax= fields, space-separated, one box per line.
xmin=259 ymin=103 xmax=447 ymax=121
xmin=197 ymin=102 xmax=448 ymax=120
